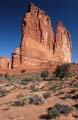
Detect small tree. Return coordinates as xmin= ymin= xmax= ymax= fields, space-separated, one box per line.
xmin=53 ymin=64 xmax=71 ymax=79
xmin=41 ymin=69 xmax=49 ymax=80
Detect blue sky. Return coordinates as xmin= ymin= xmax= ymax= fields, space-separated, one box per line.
xmin=0 ymin=0 xmax=78 ymax=62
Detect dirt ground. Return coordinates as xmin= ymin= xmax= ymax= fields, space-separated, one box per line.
xmin=0 ymin=72 xmax=78 ymax=120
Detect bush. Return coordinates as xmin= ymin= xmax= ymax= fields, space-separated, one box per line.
xmin=42 ymin=92 xmax=51 ymax=99
xmin=0 ymin=87 xmax=10 ymax=97
xmin=21 ymin=77 xmax=34 ymax=85
xmin=14 ymin=94 xmax=29 ymax=106
xmin=48 ymin=107 xmax=61 ymax=119
xmin=53 ymin=64 xmax=71 ymax=79
xmin=5 ymin=73 xmax=11 ymax=80
xmin=28 ymin=94 xmax=44 ymax=105
xmin=41 ymin=69 xmax=49 ymax=80
xmin=21 ymin=70 xmax=26 ymax=73
xmin=14 ymin=93 xmax=44 ymax=106
xmin=40 ymin=103 xmax=73 ymax=119
xmin=54 ymin=104 xmax=73 ymax=115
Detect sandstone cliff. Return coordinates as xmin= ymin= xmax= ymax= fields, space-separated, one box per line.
xmin=0 ymin=57 xmax=11 ymax=69
xmin=12 ymin=3 xmax=72 ymax=69
xmin=54 ymin=21 xmax=71 ymax=62
xmin=0 ymin=3 xmax=72 ymax=70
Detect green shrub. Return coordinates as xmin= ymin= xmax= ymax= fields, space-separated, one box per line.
xmin=41 ymin=69 xmax=49 ymax=80
xmin=14 ymin=93 xmax=44 ymax=106
xmin=5 ymin=73 xmax=11 ymax=80
xmin=53 ymin=64 xmax=71 ymax=79
xmin=21 ymin=76 xmax=34 ymax=85
xmin=40 ymin=103 xmax=73 ymax=119
xmin=28 ymin=94 xmax=44 ymax=105
xmin=0 ymin=88 xmax=10 ymax=97
xmin=42 ymin=92 xmax=51 ymax=99
xmin=48 ymin=106 xmax=61 ymax=119
xmin=54 ymin=104 xmax=73 ymax=115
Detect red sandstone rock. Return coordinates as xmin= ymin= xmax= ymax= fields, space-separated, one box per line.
xmin=20 ymin=3 xmax=55 ymax=66
xmin=55 ymin=21 xmax=72 ymax=62
xmin=0 ymin=57 xmax=11 ymax=69
xmin=0 ymin=3 xmax=72 ymax=70
xmin=12 ymin=48 xmax=20 ymax=68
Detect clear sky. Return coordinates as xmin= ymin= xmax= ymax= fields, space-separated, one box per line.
xmin=0 ymin=0 xmax=78 ymax=62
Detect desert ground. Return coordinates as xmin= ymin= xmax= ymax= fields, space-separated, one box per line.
xmin=0 ymin=64 xmax=78 ymax=120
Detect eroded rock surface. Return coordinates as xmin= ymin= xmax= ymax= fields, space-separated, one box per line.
xmin=55 ymin=21 xmax=71 ymax=62
xmin=0 ymin=3 xmax=72 ymax=70
xmin=0 ymin=57 xmax=11 ymax=69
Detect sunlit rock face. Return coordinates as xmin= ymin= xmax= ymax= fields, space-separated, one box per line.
xmin=0 ymin=57 xmax=11 ymax=69
xmin=20 ymin=3 xmax=55 ymax=66
xmin=11 ymin=3 xmax=72 ymax=69
xmin=55 ymin=21 xmax=72 ymax=63
xmin=12 ymin=48 xmax=20 ymax=68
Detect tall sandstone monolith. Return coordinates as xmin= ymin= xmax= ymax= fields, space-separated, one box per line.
xmin=11 ymin=3 xmax=72 ymax=69
xmin=55 ymin=21 xmax=71 ymax=63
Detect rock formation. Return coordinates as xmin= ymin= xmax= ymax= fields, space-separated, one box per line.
xmin=55 ymin=21 xmax=71 ymax=62
xmin=0 ymin=3 xmax=72 ymax=70
xmin=0 ymin=57 xmax=11 ymax=69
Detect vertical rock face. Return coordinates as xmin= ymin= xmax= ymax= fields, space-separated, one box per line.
xmin=21 ymin=3 xmax=54 ymax=49
xmin=20 ymin=3 xmax=55 ymax=67
xmin=10 ymin=3 xmax=72 ymax=69
xmin=0 ymin=57 xmax=11 ymax=69
xmin=55 ymin=21 xmax=72 ymax=62
xmin=12 ymin=48 xmax=20 ymax=68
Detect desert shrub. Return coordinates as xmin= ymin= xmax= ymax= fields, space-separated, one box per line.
xmin=53 ymin=64 xmax=71 ymax=79
xmin=48 ymin=107 xmax=61 ymax=119
xmin=14 ymin=100 xmax=25 ymax=106
xmin=42 ymin=92 xmax=51 ymax=99
xmin=54 ymin=104 xmax=73 ymax=115
xmin=30 ymin=85 xmax=39 ymax=92
xmin=14 ymin=94 xmax=29 ymax=106
xmin=41 ymin=69 xmax=49 ymax=80
xmin=16 ymin=94 xmax=25 ymax=99
xmin=14 ymin=93 xmax=44 ymax=106
xmin=21 ymin=77 xmax=34 ymax=85
xmin=49 ymin=85 xmax=58 ymax=91
xmin=40 ymin=103 xmax=73 ymax=119
xmin=28 ymin=94 xmax=44 ymax=105
xmin=21 ymin=69 xmax=26 ymax=73
xmin=5 ymin=73 xmax=11 ymax=80
xmin=0 ymin=87 xmax=10 ymax=97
